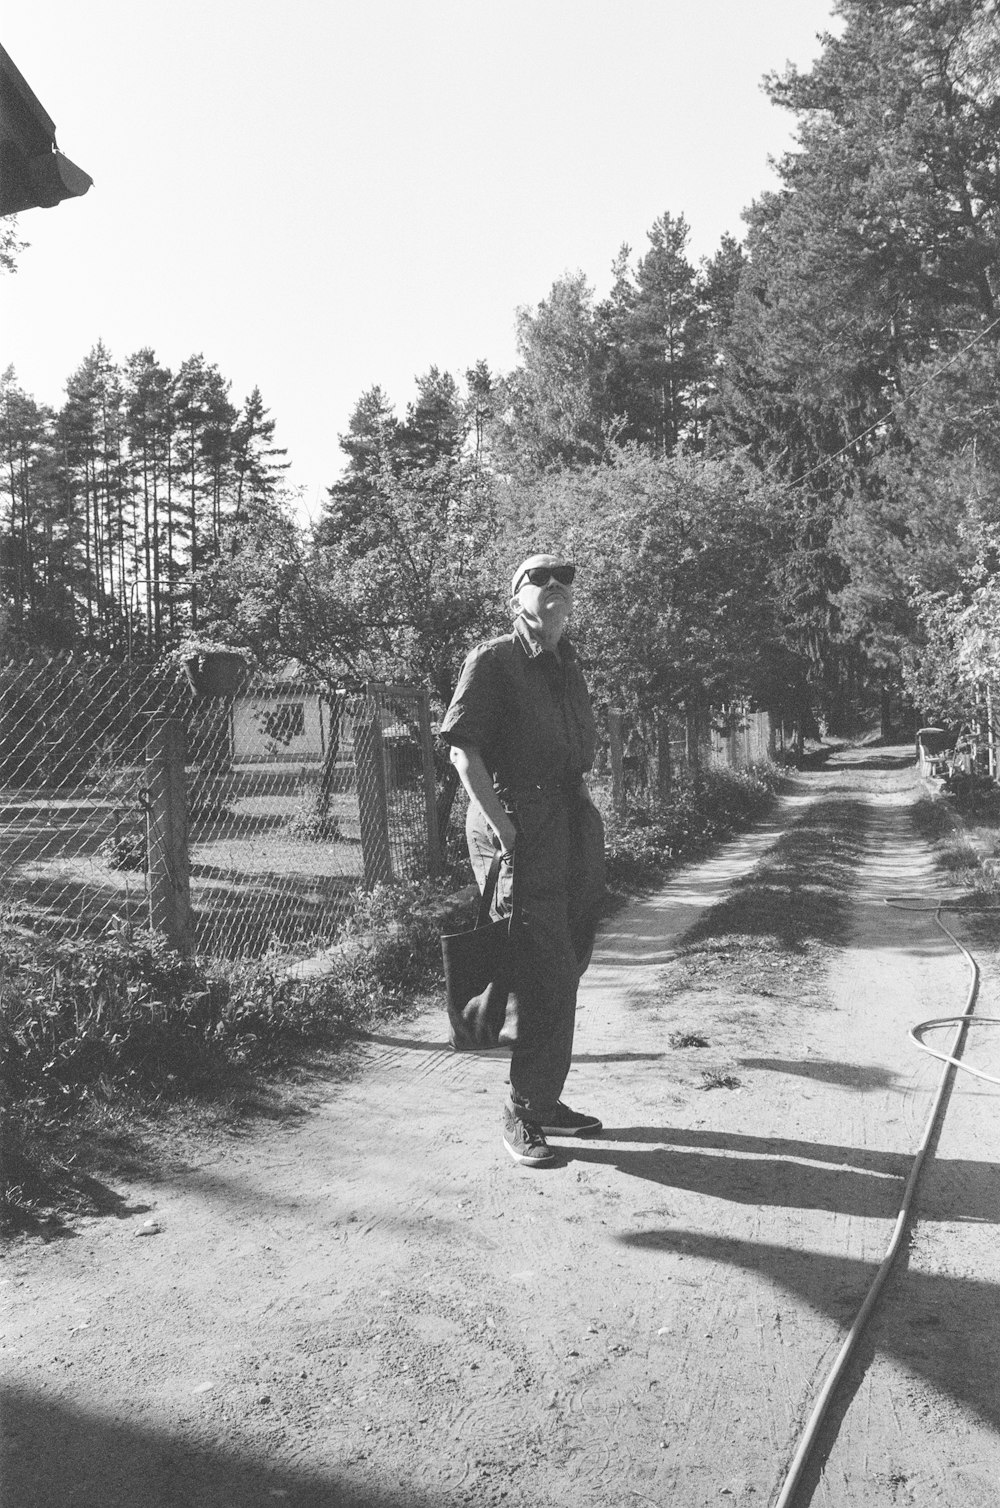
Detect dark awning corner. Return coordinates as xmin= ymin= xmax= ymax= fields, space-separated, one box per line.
xmin=0 ymin=42 xmax=92 ymax=215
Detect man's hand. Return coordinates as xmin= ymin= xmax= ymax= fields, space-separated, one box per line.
xmin=492 ymin=814 xmax=518 ymax=856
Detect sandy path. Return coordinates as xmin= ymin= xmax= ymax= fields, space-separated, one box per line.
xmin=3 ymin=749 xmax=998 ymax=1508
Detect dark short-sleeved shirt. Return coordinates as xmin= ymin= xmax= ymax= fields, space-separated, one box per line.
xmin=439 ymin=620 xmax=597 ymax=790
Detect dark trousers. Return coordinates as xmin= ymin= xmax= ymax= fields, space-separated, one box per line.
xmin=466 ymin=789 xmax=605 ymax=1119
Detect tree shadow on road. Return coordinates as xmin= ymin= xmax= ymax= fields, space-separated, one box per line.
xmin=0 ymin=1389 xmax=430 ymax=1508
xmin=613 ymin=1225 xmax=1000 ymax=1478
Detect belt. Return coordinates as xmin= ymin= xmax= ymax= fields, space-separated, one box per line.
xmin=501 ymin=778 xmax=582 ymax=800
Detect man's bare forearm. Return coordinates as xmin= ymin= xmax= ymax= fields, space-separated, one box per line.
xmin=448 ymin=744 xmax=517 ymax=852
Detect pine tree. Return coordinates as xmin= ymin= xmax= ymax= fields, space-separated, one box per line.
xmin=171 ymin=355 xmax=236 ymax=630
xmin=230 ymin=386 xmax=289 ymax=526
xmin=0 ymin=369 xmax=65 ymax=648
xmin=629 ymin=213 xmax=704 ymax=453
xmin=464 ymin=359 xmax=496 ymax=476
xmin=498 ymin=272 xmax=608 ymax=471
xmin=58 ymin=342 xmax=133 ymax=648
xmin=123 ymin=349 xmax=174 ymax=650
xmin=398 ymin=367 xmax=467 ymax=468
xmin=718 ymin=0 xmax=1000 ymax=725
xmin=316 ymin=385 xmax=400 ymax=551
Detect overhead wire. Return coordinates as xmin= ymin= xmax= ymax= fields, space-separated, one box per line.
xmin=778 ymin=312 xmax=1000 ymax=495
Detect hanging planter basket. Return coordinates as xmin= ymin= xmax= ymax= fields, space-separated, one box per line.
xmin=181 ymin=650 xmax=250 ymax=698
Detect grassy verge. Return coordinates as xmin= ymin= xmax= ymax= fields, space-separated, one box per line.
xmin=2 ymin=764 xmax=783 ymax=1235
xmin=911 ymin=786 xmax=1000 ymax=899
xmin=600 ymin=763 xmax=783 ymax=900
xmin=910 ymin=784 xmax=1000 ymax=968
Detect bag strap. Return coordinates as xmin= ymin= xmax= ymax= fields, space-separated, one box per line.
xmin=476 ymin=851 xmax=519 ymax=930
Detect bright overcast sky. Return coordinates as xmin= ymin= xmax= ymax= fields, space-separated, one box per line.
xmin=2 ymin=1 xmax=838 ymax=520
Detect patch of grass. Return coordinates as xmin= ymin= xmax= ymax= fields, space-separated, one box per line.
xmin=938 ymin=838 xmax=983 ymax=873
xmin=669 ymin=1031 xmax=709 ymax=1049
xmin=912 ymin=791 xmax=1000 ymax=900
xmin=910 ymin=794 xmax=954 ymax=846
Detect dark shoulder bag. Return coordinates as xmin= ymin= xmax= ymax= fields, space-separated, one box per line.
xmin=441 ymin=853 xmax=521 ymax=1050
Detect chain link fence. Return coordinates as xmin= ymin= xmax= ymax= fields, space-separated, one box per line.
xmin=1 ymin=652 xmax=786 ymax=959
xmin=0 ymin=655 xmax=440 ymax=960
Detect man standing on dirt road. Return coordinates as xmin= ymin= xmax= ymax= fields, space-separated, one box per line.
xmin=440 ymin=552 xmax=606 ymax=1168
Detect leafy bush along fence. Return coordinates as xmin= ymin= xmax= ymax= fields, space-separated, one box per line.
xmin=601 ymin=702 xmax=780 ymax=812
xmin=1 ymin=881 xmax=446 ymax=1113
xmin=0 ymin=655 xmax=440 ymax=959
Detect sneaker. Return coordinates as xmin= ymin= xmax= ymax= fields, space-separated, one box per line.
xmin=538 ymin=1101 xmax=603 ymax=1137
xmin=502 ymin=1106 xmax=555 ymax=1167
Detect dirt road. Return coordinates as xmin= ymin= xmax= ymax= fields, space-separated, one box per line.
xmin=3 ymin=747 xmax=999 ymax=1507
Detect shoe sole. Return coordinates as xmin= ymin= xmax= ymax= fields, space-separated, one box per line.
xmin=503 ymin=1136 xmax=555 ymax=1167
xmin=539 ymin=1122 xmax=602 ymax=1137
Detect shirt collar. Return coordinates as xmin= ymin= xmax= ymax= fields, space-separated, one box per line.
xmin=513 ymin=617 xmax=575 ymax=661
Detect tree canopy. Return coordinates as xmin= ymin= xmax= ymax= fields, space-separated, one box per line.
xmin=4 ymin=0 xmax=999 ymax=743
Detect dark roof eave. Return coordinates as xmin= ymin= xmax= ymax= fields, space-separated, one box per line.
xmin=0 ymin=144 xmax=92 ymax=215
xmin=0 ymin=44 xmax=92 ymax=214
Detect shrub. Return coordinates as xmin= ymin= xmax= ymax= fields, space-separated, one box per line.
xmin=602 ymin=763 xmax=779 ymax=892
xmin=0 ymin=873 xmax=454 ymax=1115
xmin=98 ymin=814 xmax=148 ymax=871
xmin=330 ymin=878 xmax=446 ymax=1023
xmin=2 ymin=932 xmax=221 ymax=1101
xmin=283 ymin=776 xmax=343 ymax=842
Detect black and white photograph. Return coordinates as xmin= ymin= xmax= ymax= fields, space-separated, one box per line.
xmin=3 ymin=3 xmax=1000 ymax=1504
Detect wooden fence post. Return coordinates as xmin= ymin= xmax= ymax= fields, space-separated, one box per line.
xmin=355 ymin=708 xmax=392 ymax=886
xmin=609 ymin=708 xmax=626 ymax=815
xmin=655 ymin=711 xmax=672 ymax=800
xmin=415 ymin=688 xmax=442 ymax=874
xmin=685 ymin=709 xmax=701 ymax=770
xmin=145 ymin=716 xmax=194 ymax=956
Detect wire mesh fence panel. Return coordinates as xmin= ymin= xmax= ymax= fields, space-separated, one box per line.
xmin=0 ymin=655 xmax=178 ymax=945
xmin=3 ymin=652 xmax=780 ymax=960
xmin=359 ymin=683 xmax=440 ymax=882
xmin=0 ymin=655 xmax=448 ymax=961
xmin=186 ymin=671 xmax=365 ymax=958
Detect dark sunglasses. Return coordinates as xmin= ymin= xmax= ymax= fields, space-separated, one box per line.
xmin=515 ymin=564 xmax=576 ymax=591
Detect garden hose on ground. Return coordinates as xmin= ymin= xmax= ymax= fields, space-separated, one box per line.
xmin=772 ymin=898 xmax=999 ymax=1508
xmin=902 ymin=901 xmax=1000 ymax=1088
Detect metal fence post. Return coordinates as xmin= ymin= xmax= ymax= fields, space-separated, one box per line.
xmin=608 ymin=708 xmax=626 ymax=815
xmin=145 ymin=716 xmax=194 ymax=955
xmin=355 ymin=708 xmax=392 ymax=886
